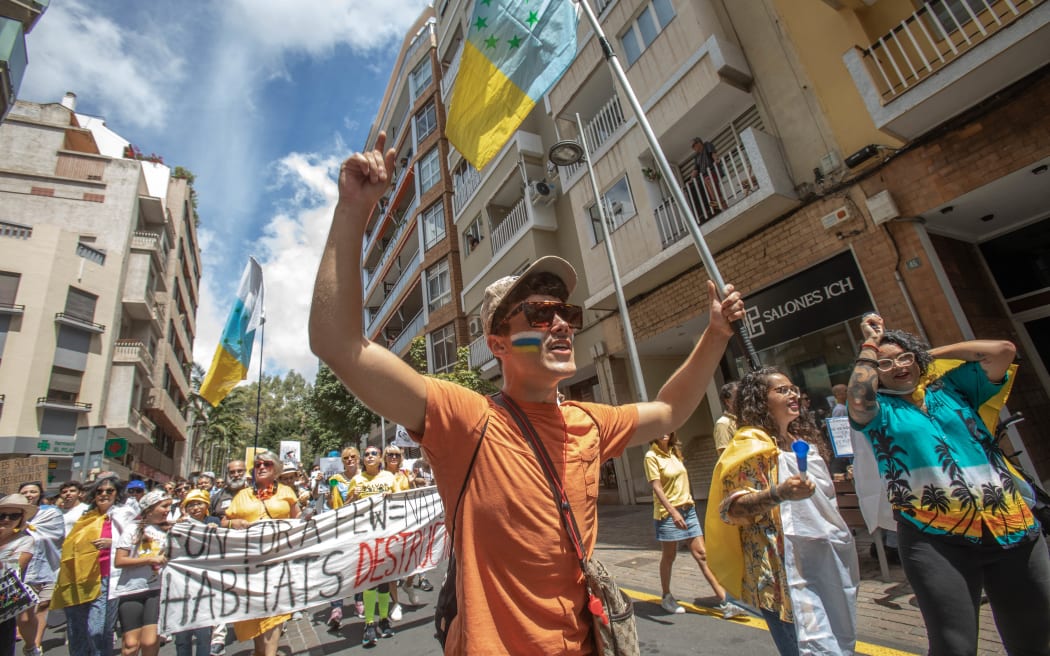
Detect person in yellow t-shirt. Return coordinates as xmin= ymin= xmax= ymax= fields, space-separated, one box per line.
xmin=350 ymin=446 xmax=409 ymax=646
xmin=221 ymin=451 xmax=300 ymax=656
xmin=644 ymin=431 xmax=740 ymax=619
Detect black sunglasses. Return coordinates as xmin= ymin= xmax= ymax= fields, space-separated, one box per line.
xmin=500 ymin=301 xmax=583 ymax=330
xmin=0 ymin=512 xmax=23 ymax=521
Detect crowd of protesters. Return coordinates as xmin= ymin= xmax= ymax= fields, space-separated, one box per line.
xmin=0 ymin=445 xmax=436 ymax=656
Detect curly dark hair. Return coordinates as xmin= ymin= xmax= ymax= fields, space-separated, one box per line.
xmin=490 ymin=272 xmax=570 ymax=337
xmin=86 ymin=474 xmax=126 ymax=509
xmin=736 ymin=367 xmax=829 ymax=461
xmin=877 ymin=329 xmax=933 ymax=376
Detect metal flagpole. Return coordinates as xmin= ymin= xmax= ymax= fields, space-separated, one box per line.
xmin=252 ymin=287 xmax=265 ymax=458
xmin=576 ymin=113 xmax=649 ymax=401
xmin=572 ymin=0 xmax=762 ymax=370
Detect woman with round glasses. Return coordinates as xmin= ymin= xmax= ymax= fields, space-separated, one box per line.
xmin=707 ymin=367 xmax=858 ymax=656
xmin=847 ymin=314 xmax=1049 ymax=655
xmin=15 ymin=481 xmax=64 ymax=656
xmin=53 ymin=475 xmax=133 ymax=656
xmin=222 ymin=451 xmax=300 ymax=656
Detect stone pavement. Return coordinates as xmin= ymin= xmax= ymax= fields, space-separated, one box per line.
xmin=592 ymin=503 xmax=1008 ymax=656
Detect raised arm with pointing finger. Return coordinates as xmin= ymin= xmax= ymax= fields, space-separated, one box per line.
xmin=308 ymin=133 xmax=747 ymax=654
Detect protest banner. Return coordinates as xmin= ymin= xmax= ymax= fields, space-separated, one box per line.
xmin=160 ymin=487 xmax=446 ymax=634
xmin=0 ymin=457 xmax=50 ymax=494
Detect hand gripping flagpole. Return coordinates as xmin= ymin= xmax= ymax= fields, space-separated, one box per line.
xmin=572 ymin=0 xmax=761 ymax=371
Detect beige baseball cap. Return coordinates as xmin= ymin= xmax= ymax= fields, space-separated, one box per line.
xmin=480 ymin=256 xmax=577 ymax=335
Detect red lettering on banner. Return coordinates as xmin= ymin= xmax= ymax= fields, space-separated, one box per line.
xmin=420 ymin=524 xmax=440 ymax=568
xmin=381 ymin=537 xmax=399 ymax=579
xmin=355 ymin=542 xmax=375 ymax=587
xmin=405 ymin=530 xmax=424 ymax=572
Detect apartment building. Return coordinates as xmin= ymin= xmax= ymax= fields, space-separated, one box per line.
xmin=360 ymin=8 xmax=476 ymax=394
xmin=0 ymin=94 xmax=203 ymax=486
xmin=431 ymin=0 xmax=1049 ymax=504
xmin=0 ymin=0 xmax=46 ymax=120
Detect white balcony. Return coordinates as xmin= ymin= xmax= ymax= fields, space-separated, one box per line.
xmin=452 ymin=164 xmax=482 ymax=216
xmin=366 ymin=250 xmax=422 ymax=334
xmin=561 ymin=95 xmax=627 ymax=183
xmin=388 ymin=310 xmax=425 ymax=355
xmin=113 ymin=339 xmax=155 ymax=381
xmin=653 ymin=127 xmax=798 ymax=252
xmin=107 ymin=407 xmax=156 ymax=445
xmin=467 ymin=334 xmax=499 ymax=377
xmin=489 ymin=197 xmax=530 ymax=255
xmin=844 ymin=0 xmax=1049 ymax=140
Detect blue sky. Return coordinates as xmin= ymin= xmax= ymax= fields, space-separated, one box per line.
xmin=20 ymin=0 xmax=431 ymax=378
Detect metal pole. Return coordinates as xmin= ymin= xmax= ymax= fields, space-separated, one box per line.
xmin=576 ymin=113 xmax=648 ymax=402
xmin=573 ymin=0 xmax=761 ymax=370
xmin=252 ymin=315 xmax=264 ymax=457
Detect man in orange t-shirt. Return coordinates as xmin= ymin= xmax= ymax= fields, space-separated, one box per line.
xmin=309 ymin=133 xmax=745 ymax=654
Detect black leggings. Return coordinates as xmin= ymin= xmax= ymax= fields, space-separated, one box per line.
xmin=118 ymin=589 xmax=161 ymax=632
xmin=897 ymin=520 xmax=1050 ymax=655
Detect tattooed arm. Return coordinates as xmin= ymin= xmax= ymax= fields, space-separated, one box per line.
xmin=723 ymin=475 xmax=815 ymax=524
xmin=928 ymin=340 xmax=1015 ymax=384
xmin=848 ymin=313 xmax=883 ymax=427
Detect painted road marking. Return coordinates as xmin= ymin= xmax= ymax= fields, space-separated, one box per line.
xmin=621 ymin=587 xmax=919 ymax=656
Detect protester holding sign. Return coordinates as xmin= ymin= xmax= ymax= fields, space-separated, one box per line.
xmin=16 ymin=481 xmax=64 ymax=656
xmin=112 ymin=490 xmax=173 ymax=656
xmin=309 ymin=134 xmax=744 ymax=654
xmin=847 ymin=314 xmax=1050 ymax=655
xmin=221 ymin=451 xmax=299 ymax=656
xmin=0 ymin=493 xmax=36 ymax=655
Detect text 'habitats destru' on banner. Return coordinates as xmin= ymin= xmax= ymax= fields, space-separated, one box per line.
xmin=159 ymin=488 xmax=446 ymax=634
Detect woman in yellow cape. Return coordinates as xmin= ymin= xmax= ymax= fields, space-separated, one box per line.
xmin=706 ymin=367 xmax=858 ymax=655
xmin=51 ymin=476 xmax=134 ymax=656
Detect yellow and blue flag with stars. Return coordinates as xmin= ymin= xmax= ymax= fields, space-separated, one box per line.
xmin=199 ymin=258 xmax=264 ymax=406
xmin=447 ymin=0 xmax=578 ymax=170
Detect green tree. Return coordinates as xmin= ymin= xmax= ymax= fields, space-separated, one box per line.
xmin=307 ymin=364 xmax=378 ymax=456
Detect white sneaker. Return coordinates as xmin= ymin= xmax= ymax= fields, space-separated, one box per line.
xmin=389 ymin=602 xmax=402 ymax=621
xmin=718 ymin=601 xmax=745 ymax=619
xmin=660 ymin=593 xmax=685 ymax=614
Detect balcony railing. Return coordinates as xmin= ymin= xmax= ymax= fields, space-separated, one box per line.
xmin=76 ymin=241 xmax=106 ymax=265
xmin=54 ymin=312 xmax=106 ymax=333
xmin=564 ymin=95 xmax=627 ymax=179
xmin=441 ymin=43 xmax=463 ymax=101
xmin=114 ymin=339 xmax=155 ymax=373
xmin=452 ymin=164 xmax=482 ymax=216
xmin=859 ymin=0 xmax=1043 ymax=101
xmin=367 ymin=251 xmax=422 ymax=334
xmin=388 ymin=310 xmax=425 ymax=355
xmin=490 ymin=197 xmax=529 ymax=255
xmin=0 ymin=220 xmax=31 ymax=239
xmin=468 ymin=334 xmax=494 ymax=370
xmin=36 ymin=397 xmax=91 ymax=412
xmin=0 ymin=302 xmax=24 ymax=315
xmin=365 ymin=206 xmax=418 ymax=293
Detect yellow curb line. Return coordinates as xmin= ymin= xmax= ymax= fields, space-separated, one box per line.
xmin=621 ymin=587 xmax=919 ymax=656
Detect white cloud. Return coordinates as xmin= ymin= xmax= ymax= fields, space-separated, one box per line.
xmin=21 ymin=0 xmax=186 ymax=129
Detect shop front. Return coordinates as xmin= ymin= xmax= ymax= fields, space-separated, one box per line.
xmin=734 ymin=249 xmax=876 ymax=420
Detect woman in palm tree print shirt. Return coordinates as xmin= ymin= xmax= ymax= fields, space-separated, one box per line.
xmin=848 ymin=313 xmax=1049 ymax=656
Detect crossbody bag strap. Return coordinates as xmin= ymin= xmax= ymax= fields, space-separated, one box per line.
xmin=447 ymin=416 xmax=490 ymax=547
xmin=492 ymin=393 xmax=587 ymax=565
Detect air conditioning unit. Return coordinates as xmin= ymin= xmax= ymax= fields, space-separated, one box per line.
xmin=528 ymin=180 xmax=556 ymax=207
xmin=468 ymin=316 xmax=483 ymax=337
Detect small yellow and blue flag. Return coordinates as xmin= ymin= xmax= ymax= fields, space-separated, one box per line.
xmin=199 ymin=257 xmax=264 ymax=406
xmin=447 ymin=0 xmax=578 ymax=170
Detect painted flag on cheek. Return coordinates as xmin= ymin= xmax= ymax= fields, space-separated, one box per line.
xmin=446 ymin=0 xmax=579 ymax=170
xmin=199 ymin=258 xmax=264 ymax=406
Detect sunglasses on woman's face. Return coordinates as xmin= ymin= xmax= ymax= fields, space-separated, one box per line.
xmin=95 ymin=487 xmax=117 ymax=496
xmin=0 ymin=512 xmax=23 ymax=521
xmin=255 ymin=460 xmax=275 ymax=469
xmin=500 ymin=301 xmax=583 ymax=330
xmin=364 ymin=451 xmax=381 ymax=457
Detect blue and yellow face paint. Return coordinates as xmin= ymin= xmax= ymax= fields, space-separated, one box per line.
xmin=509 ymin=330 xmax=545 ymax=353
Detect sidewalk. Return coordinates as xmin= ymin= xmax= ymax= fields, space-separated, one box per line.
xmin=593 ymin=503 xmax=1008 ymax=656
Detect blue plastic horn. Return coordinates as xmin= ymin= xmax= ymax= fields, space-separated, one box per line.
xmin=792 ymin=440 xmax=810 ymax=479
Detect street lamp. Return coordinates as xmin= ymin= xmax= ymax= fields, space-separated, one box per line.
xmin=548 ymin=114 xmax=649 ymax=402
